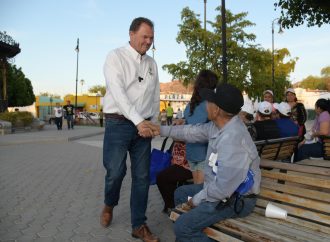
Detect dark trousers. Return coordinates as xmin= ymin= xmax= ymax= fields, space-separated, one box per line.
xmin=156 ymin=165 xmax=192 ymax=209
xmin=167 ymin=116 xmax=173 ymax=126
xmin=100 ymin=118 xmax=103 ymax=127
xmin=294 ymin=142 xmax=323 ymax=162
xmin=55 ymin=117 xmax=62 ymax=130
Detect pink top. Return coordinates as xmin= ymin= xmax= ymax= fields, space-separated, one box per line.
xmin=313 ymin=111 xmax=330 ymax=136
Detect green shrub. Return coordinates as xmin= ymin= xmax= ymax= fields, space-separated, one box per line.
xmin=0 ymin=111 xmax=33 ymax=126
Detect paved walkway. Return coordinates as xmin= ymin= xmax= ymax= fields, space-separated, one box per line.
xmin=0 ymin=124 xmax=175 ymax=242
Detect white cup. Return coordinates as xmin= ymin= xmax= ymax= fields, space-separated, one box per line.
xmin=265 ymin=203 xmax=287 ymax=219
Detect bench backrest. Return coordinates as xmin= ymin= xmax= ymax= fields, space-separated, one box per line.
xmin=258 ymin=160 xmax=330 ymax=230
xmin=322 ymin=136 xmax=330 ymax=160
xmin=255 ymin=136 xmax=299 ymax=161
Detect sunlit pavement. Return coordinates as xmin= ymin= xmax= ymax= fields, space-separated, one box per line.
xmin=0 ymin=125 xmax=175 ymax=242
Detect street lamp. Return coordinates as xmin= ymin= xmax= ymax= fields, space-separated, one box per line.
xmin=204 ymin=0 xmax=207 ymax=67
xmin=75 ymin=38 xmax=79 ymax=112
xmin=221 ymin=0 xmax=228 ymax=83
xmin=272 ymin=18 xmax=283 ymax=87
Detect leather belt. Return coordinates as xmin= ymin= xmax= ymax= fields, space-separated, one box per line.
xmin=105 ymin=113 xmax=152 ymax=121
xmin=105 ymin=113 xmax=127 ymax=120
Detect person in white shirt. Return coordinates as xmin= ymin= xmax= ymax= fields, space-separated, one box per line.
xmin=176 ymin=108 xmax=183 ymax=119
xmin=100 ymin=17 xmax=160 ymax=242
xmin=53 ymin=102 xmax=63 ymax=130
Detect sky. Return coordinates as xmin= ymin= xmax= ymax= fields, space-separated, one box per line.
xmin=1 ymin=0 xmax=330 ymax=98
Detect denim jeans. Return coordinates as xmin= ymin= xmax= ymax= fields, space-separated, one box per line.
xmin=103 ymin=118 xmax=151 ymax=229
xmin=174 ymin=184 xmax=257 ymax=242
xmin=66 ymin=115 xmax=74 ymax=129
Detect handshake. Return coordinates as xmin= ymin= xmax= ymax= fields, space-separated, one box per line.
xmin=137 ymin=120 xmax=161 ymax=138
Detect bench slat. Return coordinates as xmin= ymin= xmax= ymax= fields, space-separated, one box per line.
xmin=238 ymin=213 xmax=329 ymax=242
xmin=256 ymin=198 xmax=330 ymax=226
xmin=260 ymin=188 xmax=330 ymax=214
xmin=262 ymin=170 xmax=330 ymax=189
xmin=253 ymin=207 xmax=330 ymax=236
xmin=261 ymin=159 xmax=330 ymax=176
xmin=261 ymin=180 xmax=330 ymax=203
xmin=216 ymin=219 xmax=298 ymax=242
xmin=297 ymin=159 xmax=330 ymax=168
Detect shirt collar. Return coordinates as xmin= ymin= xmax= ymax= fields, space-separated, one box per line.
xmin=210 ymin=115 xmax=240 ymax=139
xmin=126 ymin=43 xmax=146 ymax=61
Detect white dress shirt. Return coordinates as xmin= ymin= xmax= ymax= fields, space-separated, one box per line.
xmin=103 ymin=44 xmax=160 ymax=125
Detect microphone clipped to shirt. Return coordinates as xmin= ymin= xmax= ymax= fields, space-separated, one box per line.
xmin=138 ymin=76 xmax=144 ymax=82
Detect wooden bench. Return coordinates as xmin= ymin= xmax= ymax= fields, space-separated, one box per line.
xmin=321 ymin=136 xmax=330 ymax=160
xmin=255 ymin=136 xmax=300 ymax=162
xmin=170 ymin=160 xmax=330 ymax=242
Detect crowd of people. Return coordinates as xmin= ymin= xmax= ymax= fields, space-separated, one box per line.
xmin=98 ymin=16 xmax=329 ymax=242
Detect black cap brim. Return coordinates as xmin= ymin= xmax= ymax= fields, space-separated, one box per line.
xmin=199 ymin=88 xmax=216 ymax=103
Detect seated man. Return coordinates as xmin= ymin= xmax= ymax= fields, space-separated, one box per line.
xmin=274 ymin=102 xmax=299 ymax=138
xmin=254 ymin=101 xmax=280 ymax=140
xmin=156 ymin=83 xmax=261 ymax=242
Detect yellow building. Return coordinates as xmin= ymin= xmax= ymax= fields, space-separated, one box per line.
xmin=35 ymin=94 xmax=102 ymax=121
xmin=63 ymin=94 xmax=102 ymax=112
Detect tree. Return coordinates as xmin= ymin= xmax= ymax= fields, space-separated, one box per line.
xmin=321 ymin=66 xmax=330 ymax=77
xmin=162 ymin=6 xmax=296 ymax=100
xmin=275 ymin=0 xmax=330 ymax=28
xmin=297 ymin=65 xmax=330 ymax=90
xmin=39 ymin=92 xmax=61 ymax=99
xmin=1 ymin=64 xmax=35 ymax=107
xmin=88 ymin=85 xmax=106 ymax=96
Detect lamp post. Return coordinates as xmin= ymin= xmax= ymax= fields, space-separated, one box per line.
xmin=204 ymin=0 xmax=207 ymax=67
xmin=221 ymin=0 xmax=227 ymax=83
xmin=75 ymin=38 xmax=79 ymax=112
xmin=272 ymin=18 xmax=283 ymax=87
xmin=49 ymin=96 xmax=53 ymax=115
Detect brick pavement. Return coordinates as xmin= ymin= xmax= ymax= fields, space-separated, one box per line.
xmin=0 ymin=126 xmax=175 ymax=242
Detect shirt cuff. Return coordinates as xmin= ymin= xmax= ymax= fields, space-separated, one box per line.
xmin=130 ymin=114 xmax=144 ymax=126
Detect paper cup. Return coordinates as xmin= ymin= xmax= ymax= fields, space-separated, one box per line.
xmin=265 ymin=203 xmax=287 ymax=219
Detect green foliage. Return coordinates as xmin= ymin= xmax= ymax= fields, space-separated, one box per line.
xmin=0 ymin=64 xmax=36 ymax=107
xmin=39 ymin=92 xmax=61 ymax=99
xmin=321 ymin=66 xmax=330 ymax=77
xmin=275 ymin=0 xmax=330 ymax=28
xmin=299 ymin=76 xmax=330 ymax=91
xmin=0 ymin=111 xmax=33 ymax=126
xmin=162 ymin=6 xmax=296 ymax=100
xmin=88 ymin=85 xmax=106 ymax=96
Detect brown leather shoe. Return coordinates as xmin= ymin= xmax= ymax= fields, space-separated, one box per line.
xmin=100 ymin=205 xmax=113 ymax=228
xmin=132 ymin=224 xmax=160 ymax=242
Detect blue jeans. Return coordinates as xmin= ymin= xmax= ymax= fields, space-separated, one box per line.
xmin=103 ymin=118 xmax=151 ymax=229
xmin=174 ymin=184 xmax=256 ymax=242
xmin=66 ymin=115 xmax=74 ymax=129
xmin=294 ymin=142 xmax=323 ymax=162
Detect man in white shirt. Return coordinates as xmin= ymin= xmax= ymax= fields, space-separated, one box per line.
xmin=101 ymin=17 xmax=160 ymax=242
xmin=53 ymin=102 xmax=63 ymax=130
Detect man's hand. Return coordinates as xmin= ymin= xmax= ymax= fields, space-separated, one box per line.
xmin=137 ymin=120 xmax=160 ymax=138
xmin=181 ymin=199 xmax=195 ymax=211
xmin=187 ymin=198 xmax=195 ymax=208
xmin=173 ymin=118 xmax=185 ymax=126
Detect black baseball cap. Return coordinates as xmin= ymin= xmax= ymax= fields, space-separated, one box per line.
xmin=199 ymin=83 xmax=243 ymax=115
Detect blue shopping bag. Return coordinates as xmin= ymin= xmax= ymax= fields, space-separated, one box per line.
xmin=149 ymin=137 xmax=173 ymax=185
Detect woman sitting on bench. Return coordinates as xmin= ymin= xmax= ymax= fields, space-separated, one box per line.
xmin=295 ymin=98 xmax=330 ymax=161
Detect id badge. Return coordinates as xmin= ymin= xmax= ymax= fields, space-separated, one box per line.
xmin=208 ymin=152 xmax=218 ymax=167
